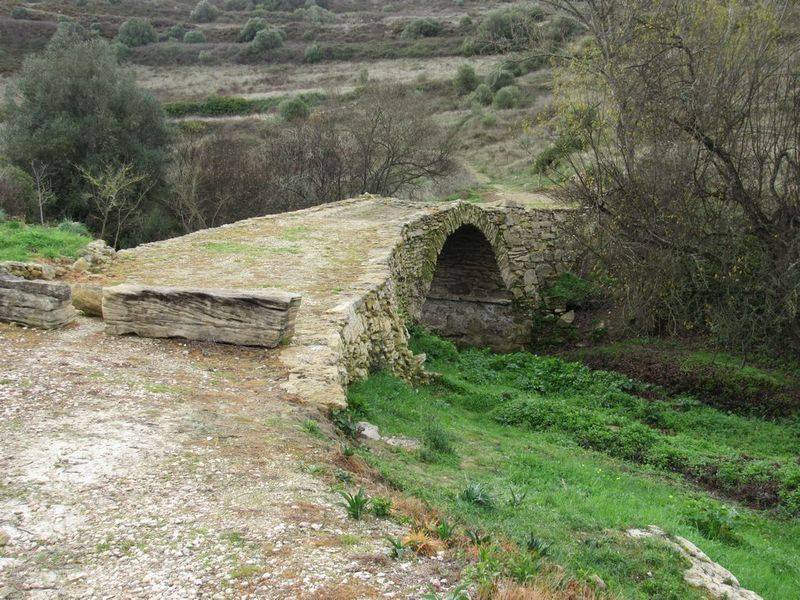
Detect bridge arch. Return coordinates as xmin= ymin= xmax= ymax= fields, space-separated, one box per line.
xmin=389 ymin=202 xmax=533 ymax=353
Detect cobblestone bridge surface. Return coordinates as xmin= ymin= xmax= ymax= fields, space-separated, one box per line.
xmin=102 ymin=196 xmax=572 ymax=408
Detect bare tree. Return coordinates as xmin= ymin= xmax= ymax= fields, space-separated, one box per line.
xmin=167 ymin=85 xmax=458 ymax=233
xmin=30 ymin=161 xmax=55 ymax=225
xmin=80 ymin=163 xmax=149 ymax=247
xmin=541 ymin=0 xmax=800 ymax=352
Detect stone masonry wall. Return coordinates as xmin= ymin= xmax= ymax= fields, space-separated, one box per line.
xmin=336 ymin=200 xmax=573 ymax=393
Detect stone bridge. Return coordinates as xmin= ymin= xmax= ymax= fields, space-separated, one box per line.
xmin=103 ymin=196 xmax=572 ymax=408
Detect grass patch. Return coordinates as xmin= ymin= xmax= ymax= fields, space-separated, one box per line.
xmin=346 ymin=330 xmax=800 ymax=598
xmin=0 ymin=221 xmax=91 ymax=262
xmin=565 ymin=340 xmax=800 ymax=418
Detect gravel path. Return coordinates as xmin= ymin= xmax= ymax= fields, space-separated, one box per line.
xmin=0 ymin=318 xmax=460 ymax=599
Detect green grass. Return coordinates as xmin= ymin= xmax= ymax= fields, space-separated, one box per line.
xmin=346 ymin=330 xmax=800 ymax=599
xmin=0 ymin=221 xmax=91 ymax=262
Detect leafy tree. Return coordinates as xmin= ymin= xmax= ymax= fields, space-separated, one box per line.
xmin=1 ymin=27 xmax=169 ymax=243
xmin=117 ymin=19 xmax=157 ymax=47
xmin=0 ymin=163 xmax=36 ymax=219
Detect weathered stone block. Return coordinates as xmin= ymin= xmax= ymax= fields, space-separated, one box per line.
xmin=71 ymin=283 xmax=104 ymax=317
xmin=0 ymin=261 xmax=56 ymax=280
xmin=103 ymin=284 xmax=301 ymax=347
xmin=0 ymin=275 xmax=76 ymax=329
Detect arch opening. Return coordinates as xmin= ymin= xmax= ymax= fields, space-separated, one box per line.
xmin=420 ymin=224 xmax=531 ymax=352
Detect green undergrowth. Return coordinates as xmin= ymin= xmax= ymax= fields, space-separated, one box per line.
xmin=564 ymin=340 xmax=800 ymax=418
xmin=162 ymin=92 xmax=325 ymax=118
xmin=346 ymin=330 xmax=800 ymax=599
xmin=0 ymin=220 xmax=91 ymax=262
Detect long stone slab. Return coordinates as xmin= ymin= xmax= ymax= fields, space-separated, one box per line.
xmin=102 ymin=284 xmax=301 ymax=347
xmin=0 ymin=275 xmax=76 ymax=329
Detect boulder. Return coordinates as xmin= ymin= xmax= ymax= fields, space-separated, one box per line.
xmin=71 ymin=283 xmax=104 ymax=317
xmin=102 ymin=284 xmax=302 ymax=347
xmin=78 ymin=240 xmax=116 ymax=271
xmin=0 ymin=261 xmax=56 ymax=281
xmin=0 ymin=275 xmax=76 ymax=329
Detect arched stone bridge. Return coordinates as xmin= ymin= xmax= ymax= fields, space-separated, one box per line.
xmin=103 ymin=196 xmax=572 ymax=408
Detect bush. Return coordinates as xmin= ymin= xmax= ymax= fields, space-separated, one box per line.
xmin=469 ymin=83 xmax=493 ymax=106
xmin=479 ymin=10 xmax=514 ymax=41
xmin=304 ymin=43 xmax=323 ymax=63
xmin=117 ymin=19 xmax=157 ymax=47
xmin=238 ymin=17 xmax=266 ymax=42
xmin=224 ymin=0 xmax=249 ymax=9
xmin=454 ymin=64 xmax=479 ymax=96
xmin=683 ymin=499 xmax=739 ymax=542
xmin=58 ymin=220 xmax=90 ymax=236
xmin=183 ymin=30 xmax=206 ymax=43
xmin=278 ymin=96 xmax=309 ymax=121
xmin=190 ymin=0 xmax=219 ymax=23
xmin=458 ymin=15 xmax=473 ymax=31
xmin=251 ymin=27 xmax=285 ymax=52
xmin=0 ymin=209 xmax=6 ymax=222
xmin=486 ymin=69 xmax=515 ymax=91
xmin=492 ymin=85 xmax=520 ymax=109
xmin=401 ymin=18 xmax=442 ymax=39
xmin=162 ymin=25 xmax=187 ymax=41
xmin=0 ymin=164 xmax=36 ymax=220
xmin=11 ymin=6 xmax=32 ymax=19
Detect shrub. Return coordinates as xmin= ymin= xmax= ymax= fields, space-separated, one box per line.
xmin=224 ymin=0 xmax=249 ymax=9
xmin=183 ymin=30 xmax=206 ymax=43
xmin=453 ymin=64 xmax=479 ymax=96
xmin=469 ymin=83 xmax=493 ymax=106
xmin=0 ymin=164 xmax=36 ymax=219
xmin=371 ymin=496 xmax=392 ymax=517
xmin=304 ymin=43 xmax=323 ymax=63
xmin=492 ymin=85 xmax=520 ymax=109
xmin=190 ymin=0 xmax=219 ymax=23
xmin=58 ymin=220 xmax=90 ymax=236
xmin=117 ymin=19 xmax=157 ymax=47
xmin=278 ymin=96 xmax=309 ymax=121
xmin=11 ymin=6 xmax=31 ymax=19
xmin=683 ymin=499 xmax=739 ymax=543
xmin=458 ymin=15 xmax=473 ymax=31
xmin=238 ymin=17 xmax=266 ymax=42
xmin=251 ymin=27 xmax=285 ymax=52
xmin=479 ymin=10 xmax=514 ymax=41
xmin=0 ymin=209 xmax=6 ymax=222
xmin=162 ymin=25 xmax=187 ymax=41
xmin=401 ymin=18 xmax=442 ymax=39
xmin=486 ymin=69 xmax=515 ymax=91
xmin=545 ymin=272 xmax=601 ymax=308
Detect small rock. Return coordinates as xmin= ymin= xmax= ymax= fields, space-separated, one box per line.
xmin=559 ymin=310 xmax=576 ymax=325
xmin=72 ymin=257 xmax=90 ymax=273
xmin=356 ymin=421 xmax=381 ymax=441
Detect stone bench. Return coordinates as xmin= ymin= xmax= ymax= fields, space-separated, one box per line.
xmin=0 ymin=275 xmax=76 ymax=329
xmin=102 ymin=284 xmax=301 ymax=348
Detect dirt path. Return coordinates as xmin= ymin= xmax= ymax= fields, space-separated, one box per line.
xmin=0 ymin=318 xmax=459 ymax=599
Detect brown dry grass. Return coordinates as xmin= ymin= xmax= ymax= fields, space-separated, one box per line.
xmin=492 ymin=577 xmax=601 ymax=600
